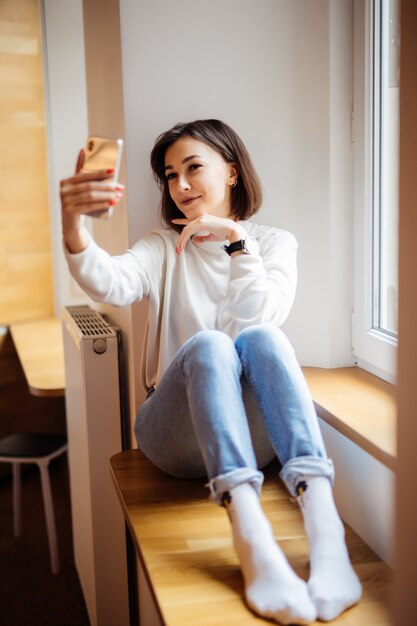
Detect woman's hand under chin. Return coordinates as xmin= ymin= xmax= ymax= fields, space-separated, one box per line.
xmin=172 ymin=214 xmax=247 ymax=255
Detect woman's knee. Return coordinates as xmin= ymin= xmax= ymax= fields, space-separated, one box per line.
xmin=183 ymin=330 xmax=237 ymax=370
xmin=236 ymin=324 xmax=294 ymax=358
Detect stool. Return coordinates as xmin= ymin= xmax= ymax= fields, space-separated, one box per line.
xmin=0 ymin=433 xmax=68 ymax=574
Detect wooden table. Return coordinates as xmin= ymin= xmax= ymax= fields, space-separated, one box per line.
xmin=10 ymin=317 xmax=65 ymax=397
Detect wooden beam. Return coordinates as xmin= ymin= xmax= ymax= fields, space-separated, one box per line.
xmin=394 ymin=0 xmax=417 ymax=623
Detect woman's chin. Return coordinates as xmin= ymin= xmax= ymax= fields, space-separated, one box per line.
xmin=186 ymin=208 xmax=206 ymax=220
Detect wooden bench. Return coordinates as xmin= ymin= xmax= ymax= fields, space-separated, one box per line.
xmin=110 ymin=448 xmax=392 ymax=626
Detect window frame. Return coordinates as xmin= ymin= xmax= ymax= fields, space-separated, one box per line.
xmin=352 ymin=0 xmax=397 ymax=384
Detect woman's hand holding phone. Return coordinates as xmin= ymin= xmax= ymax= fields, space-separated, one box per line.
xmin=80 ymin=136 xmax=124 ymax=219
xmin=60 ymin=138 xmax=125 ymax=254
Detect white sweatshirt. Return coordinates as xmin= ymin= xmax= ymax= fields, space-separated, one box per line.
xmin=65 ymin=221 xmax=298 ymax=391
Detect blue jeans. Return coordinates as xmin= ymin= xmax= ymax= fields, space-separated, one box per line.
xmin=134 ymin=325 xmax=334 ymax=505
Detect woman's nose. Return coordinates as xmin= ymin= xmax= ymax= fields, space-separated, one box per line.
xmin=177 ymin=174 xmax=191 ymax=190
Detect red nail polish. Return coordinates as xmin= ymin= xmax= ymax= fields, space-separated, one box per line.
xmin=106 ymin=168 xmax=115 ymax=174
xmin=109 ymin=199 xmax=117 ymax=205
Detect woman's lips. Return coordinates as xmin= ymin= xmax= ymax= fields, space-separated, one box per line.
xmin=181 ymin=196 xmax=200 ymax=206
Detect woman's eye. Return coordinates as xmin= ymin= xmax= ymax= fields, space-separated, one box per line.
xmin=166 ymin=172 xmax=177 ymax=181
xmin=189 ymin=163 xmax=201 ymax=172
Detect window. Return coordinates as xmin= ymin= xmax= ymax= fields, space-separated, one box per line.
xmin=352 ymin=0 xmax=400 ymax=383
xmin=372 ymin=0 xmax=400 ymax=338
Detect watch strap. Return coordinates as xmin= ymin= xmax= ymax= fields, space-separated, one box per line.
xmin=222 ymin=240 xmax=245 ymax=256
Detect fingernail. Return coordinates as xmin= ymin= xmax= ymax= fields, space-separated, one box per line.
xmin=116 ymin=192 xmax=123 ymax=198
xmin=115 ymin=183 xmax=125 ymax=190
xmin=109 ymin=199 xmax=117 ymax=205
xmin=106 ymin=168 xmax=115 ymax=174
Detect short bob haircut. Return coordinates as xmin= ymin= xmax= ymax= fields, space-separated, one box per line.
xmin=150 ymin=119 xmax=263 ymax=233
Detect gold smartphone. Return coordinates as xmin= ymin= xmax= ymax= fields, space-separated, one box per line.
xmin=82 ymin=136 xmax=124 ymax=219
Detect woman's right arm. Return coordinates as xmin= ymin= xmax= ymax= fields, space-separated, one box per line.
xmin=60 ymin=149 xmax=124 ymax=253
xmin=60 ymin=150 xmax=164 ymax=307
xmin=60 ymin=148 xmax=142 ymax=306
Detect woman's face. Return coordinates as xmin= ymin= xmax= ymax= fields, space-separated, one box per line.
xmin=164 ymin=137 xmax=237 ymax=221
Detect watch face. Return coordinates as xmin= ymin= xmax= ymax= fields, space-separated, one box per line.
xmin=244 ymin=236 xmax=260 ymax=255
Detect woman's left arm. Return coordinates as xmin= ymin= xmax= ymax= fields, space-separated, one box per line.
xmin=172 ymin=214 xmax=298 ymax=336
xmin=217 ymin=228 xmax=298 ymax=337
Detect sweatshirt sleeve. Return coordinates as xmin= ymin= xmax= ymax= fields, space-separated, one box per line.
xmin=217 ymin=228 xmax=298 ymax=337
xmin=64 ymin=231 xmax=165 ymax=306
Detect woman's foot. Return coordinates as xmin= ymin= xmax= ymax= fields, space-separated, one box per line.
xmin=297 ymin=476 xmax=362 ymax=621
xmin=226 ymin=483 xmax=317 ymax=625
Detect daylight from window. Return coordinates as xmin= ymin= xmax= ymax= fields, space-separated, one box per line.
xmin=373 ymin=0 xmax=400 ymax=337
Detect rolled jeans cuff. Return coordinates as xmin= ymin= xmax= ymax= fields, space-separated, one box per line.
xmin=279 ymin=455 xmax=335 ymax=496
xmin=206 ymin=467 xmax=264 ymax=506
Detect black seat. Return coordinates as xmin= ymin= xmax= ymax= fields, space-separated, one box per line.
xmin=0 ymin=432 xmax=68 ymax=574
xmin=0 ymin=433 xmax=67 ymax=458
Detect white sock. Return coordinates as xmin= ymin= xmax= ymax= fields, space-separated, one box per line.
xmin=297 ymin=476 xmax=362 ymax=621
xmin=225 ymin=483 xmax=317 ymax=625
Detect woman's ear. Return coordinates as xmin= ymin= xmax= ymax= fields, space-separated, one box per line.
xmin=228 ymin=163 xmax=239 ymax=185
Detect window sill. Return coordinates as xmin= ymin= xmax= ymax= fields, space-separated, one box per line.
xmin=302 ymin=366 xmax=396 ymax=471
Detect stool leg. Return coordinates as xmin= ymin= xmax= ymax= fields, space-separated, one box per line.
xmin=12 ymin=462 xmax=22 ymax=537
xmin=39 ymin=461 xmax=60 ymax=574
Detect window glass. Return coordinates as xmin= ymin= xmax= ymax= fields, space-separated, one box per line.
xmin=372 ymin=0 xmax=400 ymax=337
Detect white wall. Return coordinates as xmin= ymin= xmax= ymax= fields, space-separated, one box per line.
xmin=41 ymin=0 xmax=90 ymax=313
xmin=119 ymin=0 xmax=354 ymax=375
xmin=320 ymin=419 xmax=394 ymax=565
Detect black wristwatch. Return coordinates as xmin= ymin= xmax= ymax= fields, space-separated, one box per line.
xmin=222 ymin=235 xmax=260 ymax=256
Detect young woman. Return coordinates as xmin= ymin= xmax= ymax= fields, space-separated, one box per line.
xmin=60 ymin=119 xmax=361 ymax=625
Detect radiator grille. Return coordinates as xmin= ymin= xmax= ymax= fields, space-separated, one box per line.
xmin=64 ymin=305 xmax=116 ymax=338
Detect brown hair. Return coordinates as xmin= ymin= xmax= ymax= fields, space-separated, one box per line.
xmin=150 ymin=119 xmax=263 ymax=233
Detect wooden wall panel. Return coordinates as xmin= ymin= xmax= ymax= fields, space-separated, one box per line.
xmin=394 ymin=0 xmax=417 ymax=623
xmin=0 ymin=0 xmax=54 ymax=325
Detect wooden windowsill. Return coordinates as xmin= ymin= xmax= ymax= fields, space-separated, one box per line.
xmin=302 ymin=366 xmax=396 ymax=471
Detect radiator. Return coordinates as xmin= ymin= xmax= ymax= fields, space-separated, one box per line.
xmin=62 ymin=306 xmax=130 ymax=626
